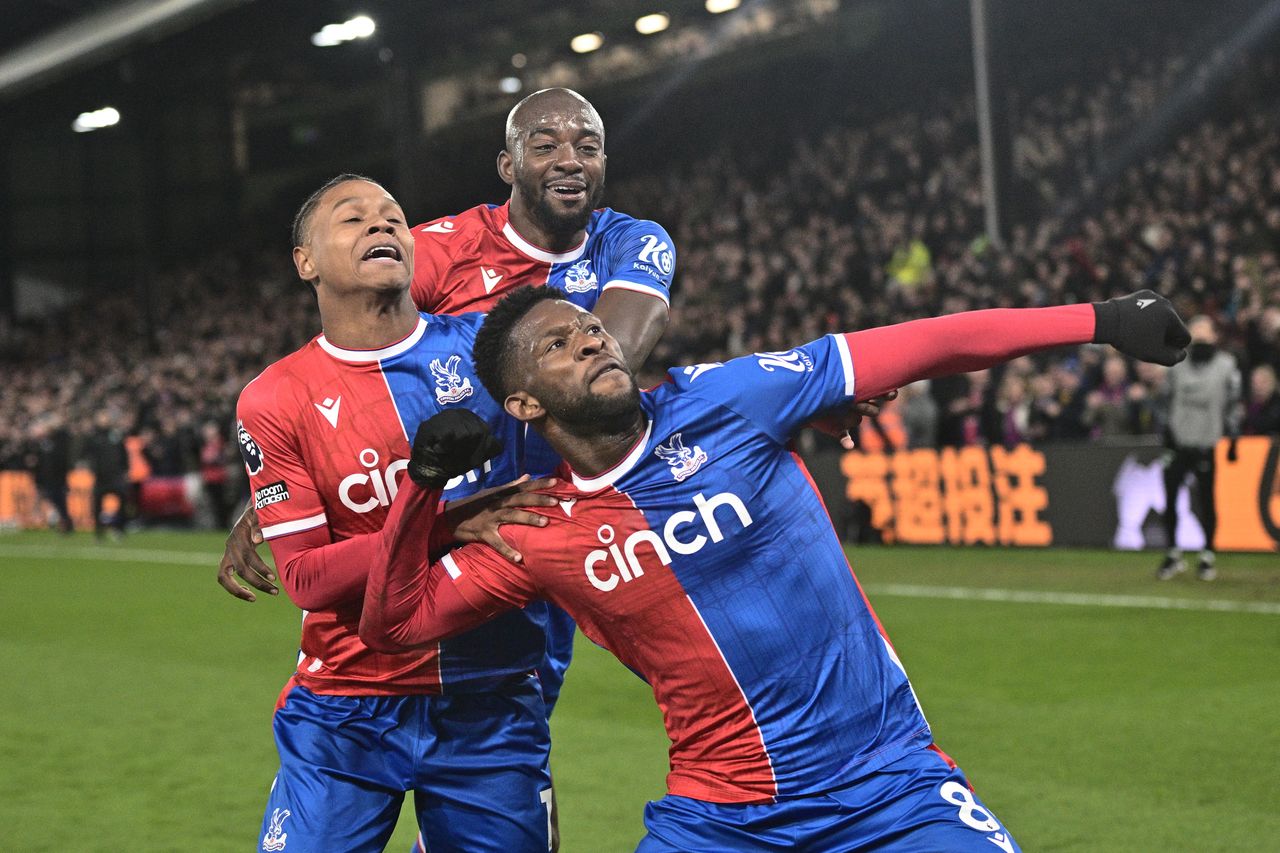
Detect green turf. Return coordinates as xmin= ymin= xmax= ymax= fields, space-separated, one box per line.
xmin=0 ymin=532 xmax=1275 ymax=851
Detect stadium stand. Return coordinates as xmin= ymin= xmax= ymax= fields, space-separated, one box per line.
xmin=2 ymin=32 xmax=1278 ymax=528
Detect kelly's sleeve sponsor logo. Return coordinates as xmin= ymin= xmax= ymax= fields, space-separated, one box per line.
xmin=254 ymin=481 xmax=291 ymax=510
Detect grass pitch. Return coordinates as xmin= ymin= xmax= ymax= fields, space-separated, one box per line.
xmin=0 ymin=531 xmax=1276 ymax=851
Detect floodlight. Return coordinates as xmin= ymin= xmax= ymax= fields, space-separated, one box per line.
xmin=635 ymin=13 xmax=670 ymax=35
xmin=570 ymin=32 xmax=604 ymax=53
xmin=72 ymin=106 xmax=120 ymax=133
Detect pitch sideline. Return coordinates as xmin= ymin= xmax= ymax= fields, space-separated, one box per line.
xmin=2 ymin=542 xmax=1276 ymax=615
xmin=865 ymin=582 xmax=1280 ymax=615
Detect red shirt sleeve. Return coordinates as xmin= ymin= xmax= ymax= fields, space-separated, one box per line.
xmin=845 ymin=303 xmax=1096 ymax=401
xmin=238 ymin=375 xmax=449 ymax=611
xmin=360 ymin=506 xmax=540 ymax=653
xmin=267 ymin=509 xmax=454 ymax=612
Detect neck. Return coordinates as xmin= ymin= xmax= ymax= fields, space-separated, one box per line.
xmin=542 ymin=409 xmax=647 ymax=481
xmin=316 ymin=286 xmax=419 ymax=350
xmin=507 ymin=196 xmax=585 ymax=254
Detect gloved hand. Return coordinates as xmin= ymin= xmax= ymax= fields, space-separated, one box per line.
xmin=409 ymin=410 xmax=503 ymax=488
xmin=1091 ymin=290 xmax=1191 ymax=366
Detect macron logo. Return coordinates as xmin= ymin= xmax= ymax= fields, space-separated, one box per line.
xmin=314 ymin=396 xmax=341 ymax=429
xmin=481 ymin=267 xmax=504 ymax=293
xmin=1136 ymin=298 xmax=1156 ymax=309
xmin=421 ymin=220 xmax=456 ymax=234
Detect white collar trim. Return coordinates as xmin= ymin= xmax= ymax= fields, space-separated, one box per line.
xmin=502 ymin=221 xmax=588 ymax=264
xmin=570 ymin=419 xmax=653 ymax=492
xmin=317 ymin=316 xmax=427 ymax=363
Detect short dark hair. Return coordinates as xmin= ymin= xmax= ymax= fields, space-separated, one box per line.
xmin=473 ymin=286 xmax=570 ymax=401
xmin=291 ymin=172 xmax=382 ymax=248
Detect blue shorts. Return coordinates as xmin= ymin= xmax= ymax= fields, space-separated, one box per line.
xmin=259 ymin=678 xmax=553 ymax=853
xmin=637 ymin=746 xmax=1018 ymax=852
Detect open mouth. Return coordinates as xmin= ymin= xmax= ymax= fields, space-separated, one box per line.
xmin=547 ymin=181 xmax=587 ymax=201
xmin=361 ymin=244 xmax=403 ymax=264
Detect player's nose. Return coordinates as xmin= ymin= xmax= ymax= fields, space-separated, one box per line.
xmin=552 ymin=143 xmax=583 ymax=172
xmin=574 ymin=330 xmax=602 ymax=358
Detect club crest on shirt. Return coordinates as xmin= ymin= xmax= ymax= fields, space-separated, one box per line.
xmin=430 ymin=354 xmax=474 ymax=405
xmin=237 ymin=420 xmax=264 ymax=475
xmin=654 ymin=432 xmax=708 ymax=482
xmin=261 ymin=807 xmax=290 ymax=851
xmin=562 ymin=258 xmax=598 ymax=294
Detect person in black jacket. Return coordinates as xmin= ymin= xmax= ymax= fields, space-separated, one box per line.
xmin=84 ymin=409 xmax=131 ymax=539
xmin=28 ymin=416 xmax=72 ymax=533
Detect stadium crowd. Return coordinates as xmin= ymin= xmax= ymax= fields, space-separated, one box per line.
xmin=3 ymin=41 xmax=1280 ymax=526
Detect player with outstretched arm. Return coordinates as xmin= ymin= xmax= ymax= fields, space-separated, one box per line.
xmin=360 ymin=285 xmax=1189 ymax=851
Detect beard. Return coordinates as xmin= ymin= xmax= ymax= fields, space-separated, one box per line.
xmin=515 ymin=170 xmax=605 ymax=239
xmin=537 ymin=373 xmax=642 ymax=439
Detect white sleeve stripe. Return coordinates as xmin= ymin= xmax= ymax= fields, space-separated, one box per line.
xmin=831 ymin=333 xmax=855 ymax=398
xmin=601 ymin=280 xmax=671 ymax=306
xmin=260 ymin=513 xmax=327 ymax=540
xmin=441 ymin=552 xmax=462 ymax=580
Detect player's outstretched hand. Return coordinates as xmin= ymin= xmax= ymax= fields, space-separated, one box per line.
xmin=1092 ymin=290 xmax=1191 ymax=366
xmin=216 ymin=505 xmax=278 ymax=602
xmin=809 ymin=391 xmax=899 ymax=450
xmin=445 ymin=475 xmax=558 ymax=564
xmin=409 ymin=409 xmax=503 ymax=488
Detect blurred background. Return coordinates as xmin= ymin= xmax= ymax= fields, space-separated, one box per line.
xmin=3 ymin=0 xmax=1279 ymax=549
xmin=3 ymin=3 xmax=1279 ymax=851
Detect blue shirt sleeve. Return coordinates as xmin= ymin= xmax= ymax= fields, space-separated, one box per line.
xmin=672 ymin=335 xmax=856 ymax=444
xmin=599 ymin=215 xmax=676 ymax=305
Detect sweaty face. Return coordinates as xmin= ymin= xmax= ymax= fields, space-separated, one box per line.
xmin=509 ymin=99 xmax=606 ymax=238
xmin=300 ymin=180 xmax=412 ymax=292
xmin=513 ymin=300 xmax=639 ymax=436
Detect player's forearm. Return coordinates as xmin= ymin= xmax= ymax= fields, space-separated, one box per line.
xmin=594 ymin=289 xmax=669 ymax=370
xmin=271 ymin=485 xmax=448 ymax=612
xmin=846 ymin=304 xmax=1096 ymax=401
xmin=360 ymin=481 xmax=465 ymax=648
xmin=360 ymin=554 xmax=491 ymax=652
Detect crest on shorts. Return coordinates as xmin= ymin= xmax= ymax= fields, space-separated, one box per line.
xmin=262 ymin=808 xmax=290 ymax=851
xmin=431 ymin=354 xmax=474 ymax=405
xmin=562 ymin=259 xmax=598 ymax=294
xmin=654 ymin=433 xmax=708 ymax=482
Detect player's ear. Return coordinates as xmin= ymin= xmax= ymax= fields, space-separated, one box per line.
xmin=497 ymin=149 xmax=515 ymax=186
xmin=503 ymin=390 xmax=543 ymax=423
xmin=293 ymin=246 xmax=318 ymax=283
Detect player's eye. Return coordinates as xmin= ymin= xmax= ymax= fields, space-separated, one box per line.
xmin=344 ymin=217 xmax=361 ymax=223
xmin=579 ymin=146 xmax=599 ymax=155
xmin=587 ymin=325 xmax=602 ymax=335
xmin=546 ymin=339 xmax=565 ymax=353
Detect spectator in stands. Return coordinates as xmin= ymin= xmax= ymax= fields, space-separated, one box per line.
xmin=898 ymin=380 xmax=938 ymax=449
xmin=1127 ymin=362 xmax=1170 ymax=436
xmin=1243 ymin=364 xmax=1280 ymax=435
xmin=991 ymin=372 xmax=1033 ymax=448
xmin=1084 ymin=354 xmax=1132 ymax=438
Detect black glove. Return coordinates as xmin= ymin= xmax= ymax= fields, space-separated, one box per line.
xmin=1091 ymin=290 xmax=1191 ymax=366
xmin=409 ymin=410 xmax=502 ymax=488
